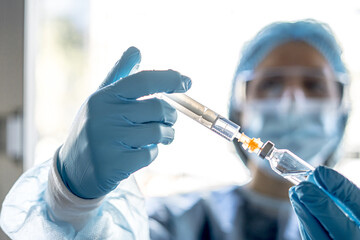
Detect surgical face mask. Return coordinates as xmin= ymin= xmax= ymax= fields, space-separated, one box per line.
xmin=240 ymin=98 xmax=346 ymax=178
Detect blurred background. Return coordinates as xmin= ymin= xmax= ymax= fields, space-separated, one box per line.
xmin=1 ymin=1 xmax=360 ymax=238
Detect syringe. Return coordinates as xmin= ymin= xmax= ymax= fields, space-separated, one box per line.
xmin=160 ymin=92 xmax=360 ymax=225
xmin=160 ymin=93 xmax=263 ymax=151
xmin=160 ymin=93 xmax=242 ymax=141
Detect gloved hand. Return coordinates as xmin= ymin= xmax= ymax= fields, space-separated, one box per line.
xmin=57 ymin=46 xmax=192 ymax=199
xmin=289 ymin=166 xmax=360 ymax=240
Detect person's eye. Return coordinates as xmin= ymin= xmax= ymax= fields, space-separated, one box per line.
xmin=256 ymin=76 xmax=284 ymax=97
xmin=303 ymin=77 xmax=328 ymax=96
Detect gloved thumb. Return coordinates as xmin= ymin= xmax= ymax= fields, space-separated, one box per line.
xmin=313 ymin=166 xmax=360 ymax=220
xmin=98 ymin=46 xmax=141 ymax=89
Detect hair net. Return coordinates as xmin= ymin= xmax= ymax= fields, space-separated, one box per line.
xmin=234 ymin=19 xmax=347 ymax=75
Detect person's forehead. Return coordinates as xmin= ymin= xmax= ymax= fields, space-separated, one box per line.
xmin=255 ymin=41 xmax=332 ymax=70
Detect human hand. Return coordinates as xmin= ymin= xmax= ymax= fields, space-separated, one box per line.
xmin=57 ymin=47 xmax=192 ymax=199
xmin=289 ymin=166 xmax=360 ymax=240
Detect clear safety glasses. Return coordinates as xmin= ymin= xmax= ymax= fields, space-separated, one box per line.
xmin=233 ymin=66 xmax=350 ymax=110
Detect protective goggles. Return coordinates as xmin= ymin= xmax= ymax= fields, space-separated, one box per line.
xmin=233 ymin=66 xmax=349 ymax=106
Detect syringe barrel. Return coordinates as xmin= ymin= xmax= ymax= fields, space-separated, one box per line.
xmin=211 ymin=116 xmax=241 ymax=141
xmin=162 ymin=93 xmax=240 ymax=141
xmin=162 ymin=93 xmax=217 ymax=128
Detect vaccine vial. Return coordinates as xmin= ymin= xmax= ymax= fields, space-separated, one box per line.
xmin=258 ymin=141 xmax=315 ymax=185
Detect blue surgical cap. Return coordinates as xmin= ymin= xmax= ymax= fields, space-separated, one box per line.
xmin=234 ymin=19 xmax=347 ymax=75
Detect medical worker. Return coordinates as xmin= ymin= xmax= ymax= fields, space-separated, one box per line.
xmin=1 ymin=19 xmax=359 ymax=240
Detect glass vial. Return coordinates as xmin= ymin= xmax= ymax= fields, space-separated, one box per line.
xmin=258 ymin=141 xmax=315 ymax=185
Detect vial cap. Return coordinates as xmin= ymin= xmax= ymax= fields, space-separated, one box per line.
xmin=259 ymin=141 xmax=274 ymax=159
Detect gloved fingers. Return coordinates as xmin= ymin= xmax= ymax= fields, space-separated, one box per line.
xmin=113 ymin=123 xmax=175 ymax=147
xmin=298 ymin=222 xmax=313 ymax=240
xmin=95 ymin=146 xmax=159 ymax=190
xmin=314 ymin=166 xmax=360 ymax=218
xmin=98 ymin=46 xmax=141 ymax=89
xmin=106 ymin=70 xmax=192 ymax=99
xmin=295 ymin=181 xmax=360 ymax=239
xmin=112 ymin=145 xmax=159 ymax=173
xmin=289 ymin=187 xmax=330 ymax=240
xmin=119 ymin=98 xmax=177 ymax=126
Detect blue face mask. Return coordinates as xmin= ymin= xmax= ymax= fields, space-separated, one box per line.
xmin=240 ymin=99 xmax=346 ymax=178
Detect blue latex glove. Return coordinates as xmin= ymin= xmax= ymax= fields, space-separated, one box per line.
xmin=289 ymin=166 xmax=360 ymax=240
xmin=57 ymin=47 xmax=192 ymax=199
